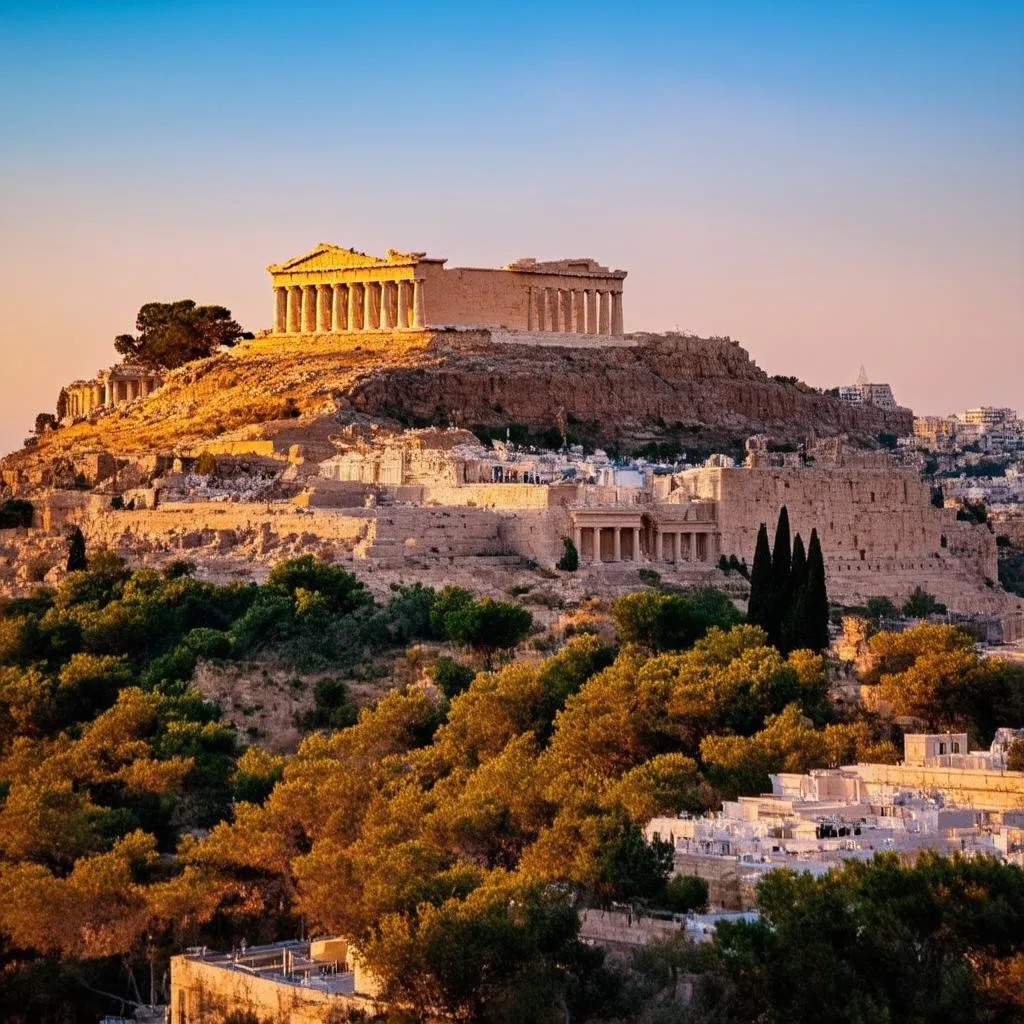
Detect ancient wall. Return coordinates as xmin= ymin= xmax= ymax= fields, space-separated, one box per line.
xmin=673 ymin=466 xmax=999 ymax=610
xmin=497 ymin=508 xmax=571 ymax=564
xmin=850 ymin=763 xmax=1024 ymax=812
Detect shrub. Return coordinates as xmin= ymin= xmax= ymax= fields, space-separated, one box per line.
xmin=195 ymin=451 xmax=217 ymax=476
xmin=662 ymin=874 xmax=709 ymax=914
xmin=0 ymin=500 xmax=34 ymax=529
xmin=431 ymin=656 xmax=476 ymax=698
xmin=557 ymin=537 xmax=579 ymax=572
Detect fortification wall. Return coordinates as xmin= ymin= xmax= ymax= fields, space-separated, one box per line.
xmin=675 ymin=466 xmax=999 ymax=609
xmin=851 ymin=763 xmax=1024 ymax=812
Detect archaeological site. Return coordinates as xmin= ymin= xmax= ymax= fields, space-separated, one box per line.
xmin=2 ymin=241 xmax=1019 ymax=631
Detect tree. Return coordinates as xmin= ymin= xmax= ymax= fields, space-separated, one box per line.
xmin=114 ymin=300 xmax=246 ymax=369
xmin=902 ymin=586 xmax=946 ymax=618
xmin=34 ymin=412 xmax=57 ymax=435
xmin=662 ymin=874 xmax=709 ymax=914
xmin=557 ymin=536 xmax=579 ymax=571
xmin=448 ymin=598 xmax=533 ymax=669
xmin=0 ymin=500 xmax=34 ymax=529
xmin=431 ymin=656 xmax=477 ymax=698
xmin=866 ymin=595 xmax=899 ymax=620
xmin=66 ymin=527 xmax=87 ymax=571
xmin=747 ymin=522 xmax=772 ymax=632
xmin=803 ymin=528 xmax=829 ymax=652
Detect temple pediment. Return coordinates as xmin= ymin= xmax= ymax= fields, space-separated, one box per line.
xmin=268 ymin=243 xmax=430 ymax=274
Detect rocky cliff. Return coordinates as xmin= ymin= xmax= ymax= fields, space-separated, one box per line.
xmin=350 ymin=331 xmax=912 ymax=451
xmin=2 ymin=329 xmax=910 ymax=489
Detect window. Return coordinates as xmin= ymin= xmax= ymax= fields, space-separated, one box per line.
xmin=952 ymin=741 xmax=960 ymax=753
xmin=938 ymin=742 xmax=946 ymax=755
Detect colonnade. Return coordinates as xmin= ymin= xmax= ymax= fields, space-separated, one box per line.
xmin=571 ymin=522 xmax=719 ymax=564
xmin=528 ymin=286 xmax=623 ymax=335
xmin=273 ymin=279 xmax=425 ymax=334
xmin=62 ymin=375 xmax=160 ymax=420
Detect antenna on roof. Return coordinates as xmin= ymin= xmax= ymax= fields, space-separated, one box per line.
xmin=857 ymin=365 xmax=868 ymax=386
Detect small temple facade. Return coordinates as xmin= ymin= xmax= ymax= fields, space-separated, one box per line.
xmin=268 ymin=243 xmax=627 ymax=336
xmin=58 ymin=365 xmax=163 ymax=422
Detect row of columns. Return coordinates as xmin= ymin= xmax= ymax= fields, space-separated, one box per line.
xmin=528 ymin=287 xmax=623 ymax=335
xmin=65 ymin=377 xmax=158 ymax=419
xmin=572 ymin=524 xmax=717 ymax=564
xmin=274 ymin=280 xmax=425 ymax=334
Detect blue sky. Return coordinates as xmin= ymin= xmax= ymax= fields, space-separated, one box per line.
xmin=1 ymin=1 xmax=1021 ymax=453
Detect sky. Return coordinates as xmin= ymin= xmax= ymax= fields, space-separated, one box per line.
xmin=0 ymin=0 xmax=1021 ymax=456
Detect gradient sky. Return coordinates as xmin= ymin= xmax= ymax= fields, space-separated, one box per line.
xmin=1 ymin=1 xmax=1021 ymax=455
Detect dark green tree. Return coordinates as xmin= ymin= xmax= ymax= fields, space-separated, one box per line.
xmin=780 ymin=533 xmax=808 ymax=654
xmin=804 ymin=528 xmax=829 ymax=651
xmin=447 ymin=598 xmax=533 ymax=669
xmin=66 ymin=527 xmax=87 ymax=571
xmin=557 ymin=536 xmax=579 ymax=571
xmin=114 ymin=300 xmax=247 ymax=369
xmin=747 ymin=522 xmax=773 ymax=632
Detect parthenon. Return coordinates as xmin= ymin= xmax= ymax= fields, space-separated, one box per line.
xmin=268 ymin=244 xmax=627 ymax=336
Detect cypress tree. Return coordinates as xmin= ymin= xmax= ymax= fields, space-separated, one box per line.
xmin=766 ymin=507 xmax=792 ymax=648
xmin=781 ymin=533 xmax=808 ymax=654
xmin=790 ymin=533 xmax=807 ymax=592
xmin=771 ymin=506 xmax=792 ymax=587
xmin=66 ymin=526 xmax=87 ymax=571
xmin=804 ymin=528 xmax=830 ymax=651
xmin=747 ymin=522 xmax=772 ymax=632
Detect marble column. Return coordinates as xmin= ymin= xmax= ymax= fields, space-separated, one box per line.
xmin=672 ymin=532 xmax=681 ymax=563
xmin=287 ymin=286 xmax=302 ymax=333
xmin=547 ymin=288 xmax=560 ymax=332
xmin=573 ymin=524 xmax=582 ymax=557
xmin=526 ymin=288 xmax=534 ymax=330
xmin=317 ymin=285 xmax=332 ymax=332
xmin=633 ymin=526 xmax=642 ymax=561
xmin=332 ymin=284 xmax=346 ymax=332
xmin=573 ymin=290 xmax=586 ymax=333
xmin=611 ymin=291 xmax=624 ymax=335
xmin=362 ymin=283 xmax=376 ymax=330
xmin=102 ymin=381 xmax=110 ymax=406
xmin=656 ymin=530 xmax=664 ymax=561
xmin=348 ymin=283 xmax=362 ymax=332
xmin=274 ymin=287 xmax=287 ymax=333
xmin=534 ymin=288 xmax=546 ymax=331
xmin=412 ymin=278 xmax=426 ymax=328
xmin=93 ymin=383 xmax=103 ymax=409
xmin=379 ymin=282 xmax=393 ymax=330
xmin=613 ymin=527 xmax=622 ymax=562
xmin=689 ymin=532 xmax=696 ymax=561
xmin=301 ymin=285 xmax=317 ymax=333
xmin=397 ymin=280 xmax=410 ymax=329
xmin=560 ymin=289 xmax=573 ymax=333
xmin=598 ymin=290 xmax=610 ymax=334
xmin=585 ymin=289 xmax=598 ymax=335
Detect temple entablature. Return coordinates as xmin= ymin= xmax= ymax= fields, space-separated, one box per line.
xmin=268 ymin=243 xmax=627 ymax=337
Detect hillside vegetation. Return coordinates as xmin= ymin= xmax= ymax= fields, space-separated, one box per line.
xmin=1 ymin=550 xmax=1022 ymax=1022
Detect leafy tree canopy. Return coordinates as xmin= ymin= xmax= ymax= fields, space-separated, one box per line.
xmin=114 ymin=300 xmax=246 ymax=369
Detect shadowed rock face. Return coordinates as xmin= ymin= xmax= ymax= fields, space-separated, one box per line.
xmin=348 ymin=332 xmax=912 ymax=450
xmin=1 ymin=330 xmax=910 ymax=494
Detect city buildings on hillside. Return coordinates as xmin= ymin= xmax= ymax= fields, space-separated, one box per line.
xmin=170 ymin=938 xmax=381 ymax=1024
xmin=644 ymin=731 xmax=1024 ymax=911
xmin=838 ymin=367 xmax=899 ymax=410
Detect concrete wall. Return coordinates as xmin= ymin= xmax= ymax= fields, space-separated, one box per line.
xmin=170 ymin=956 xmax=378 ymax=1024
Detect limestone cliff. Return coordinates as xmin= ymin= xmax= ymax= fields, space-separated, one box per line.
xmin=351 ymin=331 xmax=911 ymax=449
xmin=2 ymin=329 xmax=909 ymax=489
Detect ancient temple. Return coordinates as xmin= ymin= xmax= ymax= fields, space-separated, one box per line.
xmin=58 ymin=365 xmax=163 ymax=422
xmin=268 ymin=244 xmax=627 ymax=336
